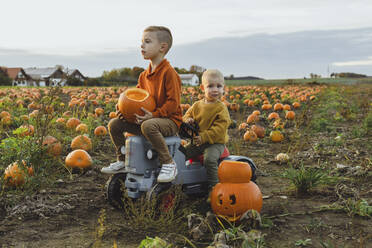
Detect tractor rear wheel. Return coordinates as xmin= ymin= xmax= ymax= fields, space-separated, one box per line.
xmin=146 ymin=183 xmax=176 ymax=212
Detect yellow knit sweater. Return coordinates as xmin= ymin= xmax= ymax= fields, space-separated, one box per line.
xmin=183 ymin=99 xmax=231 ymax=144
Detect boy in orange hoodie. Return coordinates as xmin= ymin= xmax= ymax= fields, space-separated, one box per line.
xmin=101 ymin=26 xmax=182 ymax=183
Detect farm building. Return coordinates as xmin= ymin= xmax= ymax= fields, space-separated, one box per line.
xmin=0 ymin=67 xmax=33 ymax=86
xmin=24 ymin=67 xmax=67 ymax=87
xmin=179 ymin=74 xmax=199 ymax=86
xmin=64 ymin=68 xmax=86 ymax=81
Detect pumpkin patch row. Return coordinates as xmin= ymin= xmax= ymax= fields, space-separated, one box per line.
xmin=0 ymin=84 xmax=324 ymax=187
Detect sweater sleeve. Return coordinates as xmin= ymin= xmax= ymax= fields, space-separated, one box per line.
xmin=199 ymin=106 xmax=231 ymax=144
xmin=182 ymin=102 xmax=195 ymax=122
xmin=151 ymin=70 xmax=181 ymax=118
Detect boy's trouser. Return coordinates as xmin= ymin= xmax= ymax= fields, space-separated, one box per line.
xmin=183 ymin=143 xmax=225 ymax=188
xmin=108 ymin=117 xmax=178 ymax=164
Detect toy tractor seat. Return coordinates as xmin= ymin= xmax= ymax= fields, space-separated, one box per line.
xmin=188 ymin=146 xmax=230 ymax=165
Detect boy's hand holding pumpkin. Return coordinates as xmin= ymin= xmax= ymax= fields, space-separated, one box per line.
xmin=135 ymin=107 xmax=153 ymax=124
xmin=115 ymin=104 xmax=126 ymax=121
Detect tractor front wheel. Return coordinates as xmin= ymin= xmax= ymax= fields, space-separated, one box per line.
xmin=105 ymin=173 xmax=127 ymax=209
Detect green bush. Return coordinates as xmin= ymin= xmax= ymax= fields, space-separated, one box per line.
xmin=282 ymin=164 xmax=335 ymax=195
xmin=0 ymin=73 xmax=12 ymax=86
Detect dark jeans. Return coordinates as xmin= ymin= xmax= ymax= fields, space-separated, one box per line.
xmin=183 ymin=143 xmax=225 ymax=188
xmin=108 ymin=117 xmax=178 ymax=164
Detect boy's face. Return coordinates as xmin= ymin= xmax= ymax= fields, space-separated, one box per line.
xmin=141 ymin=31 xmax=164 ymax=60
xmin=201 ymin=79 xmax=225 ymax=102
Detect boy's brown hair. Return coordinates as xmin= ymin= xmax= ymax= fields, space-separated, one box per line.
xmin=144 ymin=26 xmax=173 ymax=54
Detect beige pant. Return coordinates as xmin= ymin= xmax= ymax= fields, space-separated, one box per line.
xmin=108 ymin=118 xmax=178 ymax=164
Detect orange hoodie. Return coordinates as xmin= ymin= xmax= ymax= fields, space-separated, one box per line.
xmin=137 ymin=59 xmax=183 ymax=128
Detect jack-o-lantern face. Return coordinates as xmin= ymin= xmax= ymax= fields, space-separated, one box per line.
xmin=211 ymin=182 xmax=262 ymax=221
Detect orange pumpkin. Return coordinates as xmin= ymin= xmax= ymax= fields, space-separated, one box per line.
xmin=42 ymin=135 xmax=62 ymax=157
xmin=273 ymin=103 xmax=283 ymax=111
xmin=0 ymin=111 xmax=11 ymax=119
xmin=71 ymin=135 xmax=92 ymax=151
xmin=211 ymin=160 xmax=262 ymax=222
xmin=270 ymin=130 xmax=284 ymax=142
xmin=252 ymin=110 xmax=261 ymax=116
xmin=261 ymin=103 xmax=272 ymax=110
xmin=251 ymin=125 xmax=265 ymax=138
xmin=243 ymin=130 xmax=258 ymax=142
xmin=118 ymin=88 xmax=156 ymax=123
xmin=283 ymin=104 xmax=291 ymax=111
xmin=108 ymin=112 xmax=117 ymax=119
xmin=4 ymin=161 xmax=34 ymax=187
xmin=95 ymin=107 xmax=104 ymax=116
xmin=238 ymin=122 xmax=248 ymax=131
xmin=76 ymin=123 xmax=89 ymax=133
xmin=267 ymin=112 xmax=280 ymax=120
xmin=230 ymin=102 xmax=240 ymax=112
xmin=285 ymin=111 xmax=295 ymax=120
xmin=246 ymin=114 xmax=259 ymax=124
xmin=94 ymin=126 xmax=108 ymax=136
xmin=211 ymin=182 xmax=262 ymax=221
xmin=55 ymin=117 xmax=66 ymax=125
xmin=292 ymin=102 xmax=301 ymax=109
xmin=66 ymin=117 xmax=81 ymax=129
xmin=218 ymin=160 xmax=252 ymax=183
xmin=65 ymin=149 xmax=93 ymax=169
xmin=28 ymin=110 xmax=39 ymax=119
xmin=1 ymin=115 xmax=12 ymax=125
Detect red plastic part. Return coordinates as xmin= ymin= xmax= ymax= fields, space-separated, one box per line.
xmin=188 ymin=146 xmax=230 ymax=165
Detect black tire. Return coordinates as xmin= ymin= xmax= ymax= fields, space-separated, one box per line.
xmin=146 ymin=183 xmax=175 ymax=212
xmin=237 ymin=159 xmax=258 ymax=183
xmin=105 ymin=173 xmax=127 ymax=209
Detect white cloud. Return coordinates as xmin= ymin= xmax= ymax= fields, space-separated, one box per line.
xmin=1 ymin=0 xmax=372 ymax=55
xmin=332 ymin=56 xmax=372 ymax=66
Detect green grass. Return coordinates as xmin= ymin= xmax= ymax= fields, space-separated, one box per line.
xmin=225 ymin=77 xmax=372 ymax=86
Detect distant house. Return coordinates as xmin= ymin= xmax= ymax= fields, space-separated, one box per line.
xmin=64 ymin=68 xmax=86 ymax=81
xmin=179 ymin=74 xmax=199 ymax=86
xmin=24 ymin=67 xmax=67 ymax=87
xmin=0 ymin=67 xmax=33 ymax=86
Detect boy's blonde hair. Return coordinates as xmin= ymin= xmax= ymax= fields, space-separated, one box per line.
xmin=202 ymin=69 xmax=225 ymax=85
xmin=144 ymin=26 xmax=173 ymax=54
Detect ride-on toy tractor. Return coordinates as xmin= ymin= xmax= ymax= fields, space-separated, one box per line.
xmin=105 ymin=123 xmax=257 ymax=209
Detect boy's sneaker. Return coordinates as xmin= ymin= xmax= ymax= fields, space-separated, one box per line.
xmin=157 ymin=161 xmax=178 ymax=182
xmin=101 ymin=161 xmax=128 ymax=174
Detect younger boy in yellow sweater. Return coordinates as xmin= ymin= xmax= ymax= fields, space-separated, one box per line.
xmin=183 ymin=69 xmax=231 ymax=189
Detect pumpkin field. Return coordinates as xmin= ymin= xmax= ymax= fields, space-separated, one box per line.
xmin=0 ymin=81 xmax=371 ymax=248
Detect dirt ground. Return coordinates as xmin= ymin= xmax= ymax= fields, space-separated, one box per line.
xmin=0 ymin=84 xmax=371 ymax=248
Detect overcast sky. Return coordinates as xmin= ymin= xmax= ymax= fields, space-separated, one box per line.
xmin=1 ymin=0 xmax=372 ymax=78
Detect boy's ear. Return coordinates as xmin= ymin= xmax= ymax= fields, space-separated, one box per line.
xmin=160 ymin=42 xmax=168 ymax=53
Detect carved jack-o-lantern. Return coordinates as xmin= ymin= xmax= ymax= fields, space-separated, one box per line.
xmin=211 ymin=161 xmax=262 ymax=221
xmin=211 ymin=182 xmax=262 ymax=221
